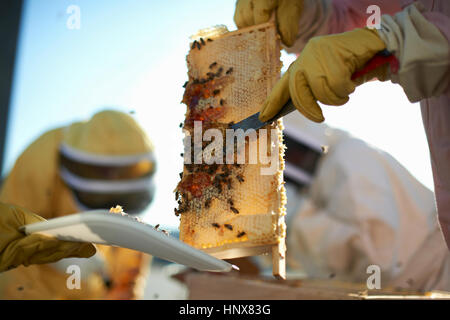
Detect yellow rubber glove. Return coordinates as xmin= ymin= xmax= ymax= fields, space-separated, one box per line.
xmin=234 ymin=0 xmax=304 ymax=47
xmin=0 ymin=202 xmax=96 ymax=272
xmin=259 ymin=28 xmax=388 ymax=123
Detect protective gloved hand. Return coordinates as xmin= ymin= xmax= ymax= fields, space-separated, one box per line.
xmin=259 ymin=28 xmax=388 ymax=123
xmin=234 ymin=0 xmax=304 ymax=47
xmin=0 ymin=202 xmax=96 ymax=272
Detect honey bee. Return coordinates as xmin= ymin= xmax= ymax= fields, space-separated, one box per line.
xmin=237 ymin=231 xmax=246 ymax=238
xmin=224 ymin=224 xmax=233 ymax=231
xmin=230 ymin=207 xmax=239 ymax=214
xmin=208 ymin=167 xmax=217 ymax=175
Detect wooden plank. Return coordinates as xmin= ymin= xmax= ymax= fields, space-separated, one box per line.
xmin=185 ymin=273 xmax=360 ymax=300
xmin=272 ymin=241 xmax=286 ymax=280
xmin=182 ymin=273 xmax=450 ymax=300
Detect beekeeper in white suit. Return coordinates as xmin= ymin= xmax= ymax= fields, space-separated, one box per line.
xmin=283 ymin=112 xmax=450 ymax=292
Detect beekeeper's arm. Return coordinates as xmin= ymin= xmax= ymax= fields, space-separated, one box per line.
xmin=0 ymin=202 xmax=96 ymax=272
xmin=259 ymin=3 xmax=450 ymax=123
xmin=234 ymin=0 xmax=402 ymax=49
xmin=288 ymin=137 xmax=437 ymax=280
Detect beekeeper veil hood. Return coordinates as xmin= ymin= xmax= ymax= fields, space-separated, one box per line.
xmin=282 ymin=112 xmax=332 ymax=189
xmin=282 ymin=112 xmax=348 ymax=224
xmin=59 ymin=110 xmax=156 ymax=214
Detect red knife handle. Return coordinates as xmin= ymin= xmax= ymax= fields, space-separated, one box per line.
xmin=351 ymin=49 xmax=399 ymax=81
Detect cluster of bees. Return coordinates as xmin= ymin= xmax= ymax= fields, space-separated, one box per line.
xmin=174 ymin=163 xmax=245 ymax=217
xmin=211 ymin=222 xmax=246 ymax=238
xmin=191 ymin=37 xmax=213 ymax=50
xmin=182 ymin=61 xmax=233 ymax=89
xmin=177 ymin=54 xmax=250 ymax=239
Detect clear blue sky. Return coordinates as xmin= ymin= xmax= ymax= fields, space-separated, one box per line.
xmin=3 ymin=0 xmax=433 ymax=228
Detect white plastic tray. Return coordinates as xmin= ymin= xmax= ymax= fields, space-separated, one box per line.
xmin=21 ymin=210 xmax=235 ymax=272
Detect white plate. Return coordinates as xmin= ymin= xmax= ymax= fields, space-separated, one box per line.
xmin=21 ymin=210 xmax=235 ymax=272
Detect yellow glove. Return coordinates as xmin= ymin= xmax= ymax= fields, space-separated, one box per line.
xmin=259 ymin=28 xmax=388 ymax=123
xmin=0 ymin=202 xmax=96 ymax=272
xmin=234 ymin=0 xmax=304 ymax=47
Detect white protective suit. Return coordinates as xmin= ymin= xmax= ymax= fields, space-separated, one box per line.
xmin=284 ymin=113 xmax=450 ymax=292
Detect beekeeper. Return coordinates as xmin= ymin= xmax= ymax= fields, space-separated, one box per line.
xmin=235 ymin=0 xmax=450 ymax=289
xmin=282 ymin=113 xmax=450 ymax=291
xmin=0 ymin=110 xmax=156 ymax=299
